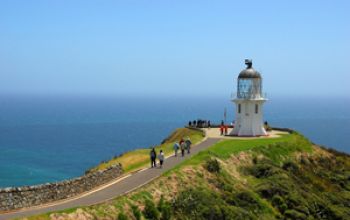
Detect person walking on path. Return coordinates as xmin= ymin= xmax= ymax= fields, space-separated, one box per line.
xmin=173 ymin=142 xmax=180 ymax=157
xmin=150 ymin=148 xmax=157 ymax=168
xmin=158 ymin=150 xmax=164 ymax=168
xmin=185 ymin=137 xmax=192 ymax=154
xmin=224 ymin=125 xmax=228 ymax=135
xmin=180 ymin=139 xmax=186 ymax=157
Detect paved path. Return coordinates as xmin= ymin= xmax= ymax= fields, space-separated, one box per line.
xmin=203 ymin=128 xmax=288 ymax=139
xmin=0 ymin=138 xmax=221 ymax=220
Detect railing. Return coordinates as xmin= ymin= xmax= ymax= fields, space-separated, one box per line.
xmin=231 ymin=92 xmax=267 ymax=100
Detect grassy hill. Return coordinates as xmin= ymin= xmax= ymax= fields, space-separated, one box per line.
xmin=87 ymin=128 xmax=204 ymax=173
xmin=22 ymin=130 xmax=350 ymax=220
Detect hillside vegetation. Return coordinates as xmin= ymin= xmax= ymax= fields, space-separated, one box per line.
xmin=23 ymin=131 xmax=350 ymax=220
xmin=88 ymin=128 xmax=204 ymax=173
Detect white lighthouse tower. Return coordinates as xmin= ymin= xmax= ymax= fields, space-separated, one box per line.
xmin=230 ymin=59 xmax=267 ymax=136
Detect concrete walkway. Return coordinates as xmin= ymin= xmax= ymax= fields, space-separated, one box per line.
xmin=203 ymin=128 xmax=288 ymax=139
xmin=0 ymin=138 xmax=221 ymax=220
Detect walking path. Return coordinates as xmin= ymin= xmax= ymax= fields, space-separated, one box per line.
xmin=0 ymin=137 xmax=221 ymax=220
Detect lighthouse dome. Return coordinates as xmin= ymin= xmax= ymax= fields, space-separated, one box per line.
xmin=238 ymin=59 xmax=261 ymax=79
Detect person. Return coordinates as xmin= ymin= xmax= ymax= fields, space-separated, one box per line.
xmin=185 ymin=137 xmax=192 ymax=154
xmin=158 ymin=150 xmax=164 ymax=168
xmin=150 ymin=148 xmax=157 ymax=168
xmin=173 ymin=142 xmax=180 ymax=157
xmin=208 ymin=120 xmax=211 ymax=129
xmin=224 ymin=125 xmax=228 ymax=135
xmin=193 ymin=120 xmax=197 ymax=127
xmin=179 ymin=138 xmax=184 ymax=146
xmin=180 ymin=139 xmax=186 ymax=157
xmin=220 ymin=125 xmax=224 ymax=136
xmin=188 ymin=121 xmax=192 ymax=127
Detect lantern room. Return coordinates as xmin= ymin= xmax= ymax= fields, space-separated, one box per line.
xmin=237 ymin=59 xmax=263 ymax=99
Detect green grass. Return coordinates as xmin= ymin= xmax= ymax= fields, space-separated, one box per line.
xmin=22 ymin=207 xmax=79 ymax=220
xmin=88 ymin=128 xmax=204 ymax=173
xmin=168 ymin=132 xmax=312 ymax=173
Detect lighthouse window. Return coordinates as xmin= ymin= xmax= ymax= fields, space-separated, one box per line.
xmin=255 ymin=104 xmax=259 ymax=114
xmin=238 ymin=104 xmax=241 ymax=113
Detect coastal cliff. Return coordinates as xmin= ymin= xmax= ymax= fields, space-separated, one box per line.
xmin=12 ymin=130 xmax=350 ymax=219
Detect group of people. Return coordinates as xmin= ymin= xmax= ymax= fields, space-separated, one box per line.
xmin=220 ymin=125 xmax=229 ymax=135
xmin=173 ymin=137 xmax=192 ymax=157
xmin=188 ymin=119 xmax=211 ymax=128
xmin=150 ymin=137 xmax=192 ymax=169
xmin=150 ymin=148 xmax=164 ymax=168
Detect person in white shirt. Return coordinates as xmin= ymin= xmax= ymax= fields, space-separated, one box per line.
xmin=158 ymin=150 xmax=165 ymax=168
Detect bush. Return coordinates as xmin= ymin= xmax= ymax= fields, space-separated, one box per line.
xmin=143 ymin=199 xmax=160 ymax=220
xmin=131 ymin=205 xmax=141 ymax=220
xmin=256 ymin=182 xmax=289 ymax=199
xmin=252 ymin=156 xmax=258 ymax=164
xmin=174 ymin=188 xmax=220 ymax=218
xmin=233 ymin=191 xmax=263 ymax=213
xmin=272 ymin=195 xmax=287 ymax=213
xmin=160 ymin=204 xmax=172 ymax=220
xmin=117 ymin=212 xmax=128 ymax=220
xmin=173 ymin=188 xmax=257 ymax=220
xmin=157 ymin=196 xmax=165 ymax=212
xmin=249 ymin=164 xmax=278 ymax=178
xmin=157 ymin=196 xmax=172 ymax=220
xmin=284 ymin=209 xmax=307 ymax=220
xmin=205 ymin=158 xmax=221 ymax=173
xmin=282 ymin=160 xmax=299 ymax=173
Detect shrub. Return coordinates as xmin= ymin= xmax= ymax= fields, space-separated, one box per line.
xmin=282 ymin=160 xmax=299 ymax=173
xmin=249 ymin=164 xmax=278 ymax=178
xmin=252 ymin=156 xmax=258 ymax=164
xmin=160 ymin=204 xmax=172 ymax=220
xmin=117 ymin=212 xmax=128 ymax=220
xmin=157 ymin=196 xmax=172 ymax=220
xmin=174 ymin=188 xmax=220 ymax=218
xmin=131 ymin=205 xmax=141 ymax=220
xmin=205 ymin=158 xmax=221 ymax=173
xmin=173 ymin=188 xmax=257 ymax=220
xmin=256 ymin=182 xmax=289 ymax=199
xmin=233 ymin=191 xmax=263 ymax=213
xmin=157 ymin=196 xmax=165 ymax=212
xmin=272 ymin=195 xmax=287 ymax=213
xmin=143 ymin=199 xmax=160 ymax=220
xmin=284 ymin=209 xmax=307 ymax=220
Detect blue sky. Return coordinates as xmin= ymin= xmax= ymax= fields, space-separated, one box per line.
xmin=0 ymin=0 xmax=349 ymax=98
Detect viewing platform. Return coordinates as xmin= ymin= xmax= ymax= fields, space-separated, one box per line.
xmin=202 ymin=128 xmax=288 ymax=139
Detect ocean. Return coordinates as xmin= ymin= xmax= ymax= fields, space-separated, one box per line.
xmin=0 ymin=95 xmax=349 ymax=187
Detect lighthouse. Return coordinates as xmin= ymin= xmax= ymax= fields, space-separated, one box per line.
xmin=230 ymin=59 xmax=268 ymax=136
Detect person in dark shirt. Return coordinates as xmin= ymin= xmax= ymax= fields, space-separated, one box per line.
xmin=150 ymin=148 xmax=157 ymax=168
xmin=185 ymin=137 xmax=192 ymax=154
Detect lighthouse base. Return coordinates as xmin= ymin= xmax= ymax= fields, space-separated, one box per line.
xmin=229 ymin=126 xmax=267 ymax=137
xmin=230 ymin=99 xmax=267 ymax=137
